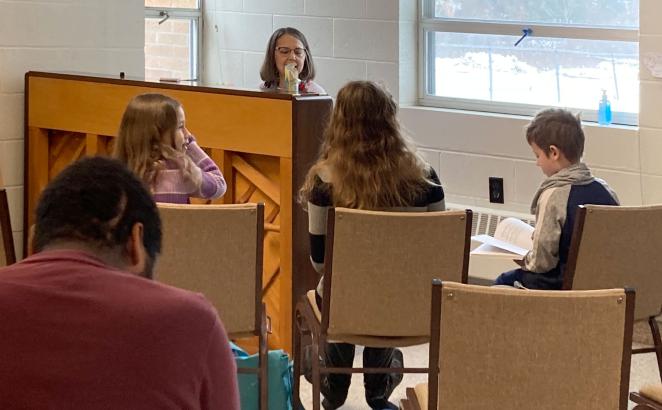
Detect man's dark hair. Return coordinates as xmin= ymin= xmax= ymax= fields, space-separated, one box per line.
xmin=33 ymin=156 xmax=162 ymax=261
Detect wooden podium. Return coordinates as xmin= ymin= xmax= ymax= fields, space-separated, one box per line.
xmin=24 ymin=71 xmax=333 ymax=351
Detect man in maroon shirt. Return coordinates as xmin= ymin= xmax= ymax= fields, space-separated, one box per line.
xmin=0 ymin=157 xmax=240 ymax=409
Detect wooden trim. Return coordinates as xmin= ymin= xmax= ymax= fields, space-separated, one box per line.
xmin=321 ymin=207 xmax=335 ymax=337
xmin=292 ymin=302 xmax=304 ymax=409
xmin=0 ymin=189 xmax=16 ymax=265
xmin=319 ymin=366 xmax=430 ymax=374
xmin=428 ymin=279 xmax=442 ymax=410
xmin=633 ymin=347 xmax=658 ymax=354
xmin=563 ymin=205 xmax=588 ymax=290
xmin=232 ymin=156 xmax=280 ymax=204
xmin=630 ymin=392 xmax=662 ymax=409
xmin=27 ymin=77 xmax=294 ymax=157
xmin=26 ymin=71 xmax=294 ymax=101
xmin=407 ymin=387 xmax=423 ymax=410
xmin=278 ymin=158 xmax=293 ymax=351
xmin=621 ymin=288 xmax=636 ymax=410
xmin=254 ymin=203 xmax=265 ymax=334
xmin=461 ymin=209 xmax=472 ymax=284
xmin=23 ymin=73 xmax=31 ymax=258
xmin=25 ymin=126 xmax=49 ymax=255
xmin=258 ymin=303 xmax=268 ymax=410
xmin=648 ymin=316 xmax=662 ymax=380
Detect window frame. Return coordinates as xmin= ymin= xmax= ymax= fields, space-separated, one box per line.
xmin=418 ymin=0 xmax=639 ymax=125
xmin=145 ymin=4 xmax=202 ymax=81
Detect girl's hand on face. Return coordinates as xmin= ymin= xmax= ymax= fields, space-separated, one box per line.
xmin=183 ymin=129 xmax=197 ymax=152
xmin=183 ymin=126 xmax=192 ymax=143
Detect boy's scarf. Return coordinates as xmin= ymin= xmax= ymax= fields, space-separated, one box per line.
xmin=530 ymin=163 xmax=594 ymax=214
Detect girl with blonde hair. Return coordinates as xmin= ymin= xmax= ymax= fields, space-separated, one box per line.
xmin=299 ymin=81 xmax=445 ymax=410
xmin=114 ymin=93 xmax=226 ymax=204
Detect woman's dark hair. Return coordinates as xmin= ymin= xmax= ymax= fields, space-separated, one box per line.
xmin=33 ymin=156 xmax=162 ymax=261
xmin=260 ymin=27 xmax=316 ymax=85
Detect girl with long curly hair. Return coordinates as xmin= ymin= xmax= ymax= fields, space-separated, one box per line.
xmin=299 ymin=81 xmax=445 ymax=410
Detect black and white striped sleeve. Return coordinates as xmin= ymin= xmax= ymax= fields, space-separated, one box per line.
xmin=426 ymin=167 xmax=446 ymax=211
xmin=307 ymin=177 xmax=332 ymax=274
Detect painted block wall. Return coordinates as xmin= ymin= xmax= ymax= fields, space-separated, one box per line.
xmin=0 ymin=0 xmax=144 ymax=257
xmin=202 ymin=0 xmax=414 ymax=101
xmin=201 ymin=0 xmax=660 ymax=216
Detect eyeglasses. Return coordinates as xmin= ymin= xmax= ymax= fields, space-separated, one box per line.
xmin=276 ymin=46 xmax=306 ymax=57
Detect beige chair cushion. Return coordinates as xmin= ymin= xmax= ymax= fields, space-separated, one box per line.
xmin=305 ymin=290 xmax=427 ymax=347
xmin=570 ymin=204 xmax=662 ymax=320
xmin=306 ymin=290 xmax=321 ymax=322
xmin=641 ymin=384 xmax=662 ymax=404
xmin=327 ymin=208 xmax=469 ymax=341
xmin=156 ymin=203 xmax=259 ymax=337
xmin=436 ymin=282 xmax=628 ymax=409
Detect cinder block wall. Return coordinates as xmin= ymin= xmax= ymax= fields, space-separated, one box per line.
xmin=0 ymin=0 xmax=144 ymax=258
xmin=202 ymin=0 xmax=661 ymax=215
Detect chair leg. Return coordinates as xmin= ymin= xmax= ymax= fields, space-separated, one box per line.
xmin=631 ymin=392 xmax=662 ymax=410
xmin=648 ymin=316 xmax=662 ymax=381
xmin=258 ymin=304 xmax=268 ymax=410
xmin=311 ymin=335 xmax=321 ymax=410
xmin=406 ymin=387 xmax=423 ymax=410
xmin=292 ymin=308 xmax=303 ymax=409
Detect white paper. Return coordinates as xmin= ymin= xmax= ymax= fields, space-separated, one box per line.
xmin=471 ymin=217 xmax=534 ymax=258
xmin=644 ymin=52 xmax=662 ymax=79
xmin=471 ymin=243 xmax=526 ymax=259
xmin=494 ymin=217 xmax=534 ymax=250
xmin=471 ymin=234 xmax=530 ymax=257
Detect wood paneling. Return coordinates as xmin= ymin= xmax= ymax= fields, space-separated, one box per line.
xmin=28 ymin=76 xmax=293 ymax=158
xmin=24 ymin=72 xmax=333 ymax=352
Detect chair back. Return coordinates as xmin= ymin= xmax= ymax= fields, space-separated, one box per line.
xmin=323 ymin=208 xmax=471 ymax=343
xmin=431 ymin=282 xmax=634 ymax=410
xmin=0 ymin=189 xmax=15 ymax=266
xmin=156 ymin=203 xmax=263 ymax=338
xmin=564 ymin=204 xmax=662 ymax=320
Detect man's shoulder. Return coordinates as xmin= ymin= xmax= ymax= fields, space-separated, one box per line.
xmin=158 ymin=285 xmax=216 ymax=316
xmin=1 ymin=252 xmax=219 ymax=326
xmin=124 ymin=276 xmax=219 ymax=322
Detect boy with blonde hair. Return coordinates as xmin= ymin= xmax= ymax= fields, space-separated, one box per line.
xmin=495 ymin=108 xmax=619 ymax=290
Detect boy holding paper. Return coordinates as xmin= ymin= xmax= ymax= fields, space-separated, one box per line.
xmin=494 ymin=109 xmax=619 ymax=290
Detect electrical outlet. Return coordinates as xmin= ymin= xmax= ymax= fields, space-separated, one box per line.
xmin=489 ymin=177 xmax=504 ymax=204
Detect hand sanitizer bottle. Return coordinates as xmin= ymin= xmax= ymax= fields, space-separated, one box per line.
xmin=598 ymin=89 xmax=612 ymax=126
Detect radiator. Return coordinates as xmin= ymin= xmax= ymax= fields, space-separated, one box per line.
xmin=447 ymin=204 xmax=535 ymax=284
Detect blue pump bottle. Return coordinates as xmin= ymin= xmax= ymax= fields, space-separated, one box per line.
xmin=598 ymin=90 xmax=612 ymax=126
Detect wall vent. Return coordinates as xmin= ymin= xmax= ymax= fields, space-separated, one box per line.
xmin=448 ymin=204 xmax=535 ymax=237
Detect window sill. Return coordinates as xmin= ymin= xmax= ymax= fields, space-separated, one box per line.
xmin=400 ymin=104 xmax=639 ymax=133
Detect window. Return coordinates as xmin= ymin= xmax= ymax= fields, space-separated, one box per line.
xmin=145 ymin=0 xmax=201 ymax=82
xmin=420 ymin=1 xmax=639 ymax=125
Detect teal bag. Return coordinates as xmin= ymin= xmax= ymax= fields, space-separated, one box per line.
xmin=230 ymin=342 xmax=293 ymax=410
